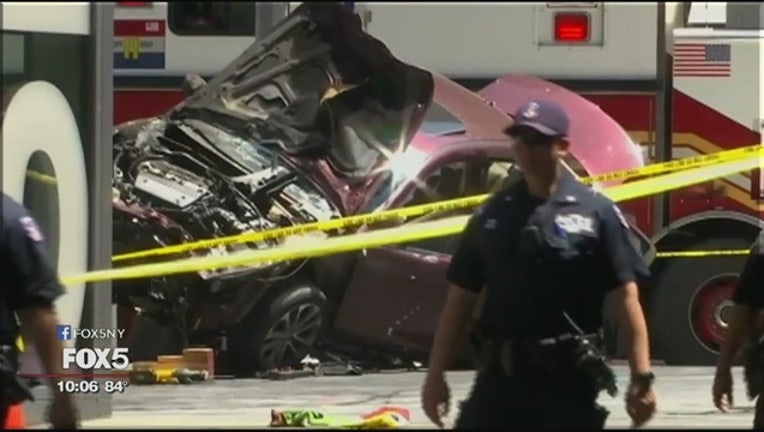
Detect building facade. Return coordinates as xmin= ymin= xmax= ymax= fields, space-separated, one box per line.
xmin=2 ymin=3 xmax=115 ymax=423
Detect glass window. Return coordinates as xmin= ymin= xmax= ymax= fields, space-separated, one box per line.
xmin=407 ymin=161 xmax=470 ymax=208
xmin=168 ymin=2 xmax=256 ymax=37
xmin=420 ymin=101 xmax=465 ymax=136
xmin=407 ymin=158 xmax=518 ymax=210
xmin=399 ymin=157 xmax=518 ymax=254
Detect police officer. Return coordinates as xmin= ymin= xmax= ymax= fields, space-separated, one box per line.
xmin=420 ymin=100 xmax=657 ymax=428
xmin=1 ymin=193 xmax=79 ymax=428
xmin=713 ymin=229 xmax=764 ymax=427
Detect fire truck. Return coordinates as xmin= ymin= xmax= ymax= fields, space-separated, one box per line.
xmin=113 ymin=2 xmax=763 ymax=366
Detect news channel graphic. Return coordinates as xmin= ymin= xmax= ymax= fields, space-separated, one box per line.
xmin=49 ymin=324 xmax=131 ymax=394
xmin=56 ymin=324 xmax=126 ymax=341
xmin=56 ymin=324 xmax=129 ymax=370
xmin=13 ymin=325 xmax=130 ymax=394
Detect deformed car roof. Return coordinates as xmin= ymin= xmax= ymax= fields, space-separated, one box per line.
xmin=173 ymin=3 xmax=435 ymax=181
xmin=480 ymin=75 xmax=645 ymax=179
xmin=170 ymin=2 xmax=642 ymax=184
xmin=413 ymin=74 xmax=645 ymax=181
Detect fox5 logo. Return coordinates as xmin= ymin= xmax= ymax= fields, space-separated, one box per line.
xmin=62 ymin=347 xmax=129 ymax=370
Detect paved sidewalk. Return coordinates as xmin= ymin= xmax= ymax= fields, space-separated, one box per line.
xmin=63 ymin=366 xmax=755 ymax=429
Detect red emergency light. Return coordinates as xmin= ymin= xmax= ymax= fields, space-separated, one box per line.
xmin=554 ymin=12 xmax=590 ymax=43
xmin=117 ymin=1 xmax=150 ymax=7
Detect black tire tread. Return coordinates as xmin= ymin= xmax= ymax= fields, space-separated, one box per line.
xmin=228 ymin=280 xmax=327 ymax=376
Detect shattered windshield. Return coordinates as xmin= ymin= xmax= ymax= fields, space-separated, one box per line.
xmin=182 ymin=118 xmax=273 ymax=172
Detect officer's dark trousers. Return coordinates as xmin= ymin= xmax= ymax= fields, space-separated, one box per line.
xmin=455 ymin=369 xmax=609 ymax=429
xmin=754 ymin=396 xmax=764 ymax=429
xmin=0 ymin=398 xmax=8 ymax=429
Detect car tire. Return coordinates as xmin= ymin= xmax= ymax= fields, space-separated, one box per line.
xmin=649 ymin=237 xmax=749 ymax=366
xmin=229 ymin=280 xmax=327 ymax=377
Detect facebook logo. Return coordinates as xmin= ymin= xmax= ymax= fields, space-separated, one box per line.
xmin=56 ymin=325 xmax=72 ymax=341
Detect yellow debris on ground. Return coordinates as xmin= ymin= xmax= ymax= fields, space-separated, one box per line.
xmin=127 ymin=348 xmax=214 ymax=385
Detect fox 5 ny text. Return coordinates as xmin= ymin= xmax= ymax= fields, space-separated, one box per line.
xmin=62 ymin=348 xmax=130 ymax=370
xmin=56 ymin=325 xmax=125 ymax=341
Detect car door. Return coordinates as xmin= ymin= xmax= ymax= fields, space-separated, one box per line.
xmin=333 ymin=154 xmax=520 ymax=360
xmin=332 ymin=234 xmax=458 ymax=357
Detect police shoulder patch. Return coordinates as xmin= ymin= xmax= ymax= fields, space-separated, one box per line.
xmin=611 ymin=205 xmax=630 ymax=228
xmin=19 ymin=216 xmax=44 ymax=243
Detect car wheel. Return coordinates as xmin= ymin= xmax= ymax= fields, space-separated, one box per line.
xmin=649 ymin=237 xmax=749 ymax=366
xmin=229 ymin=280 xmax=327 ymax=376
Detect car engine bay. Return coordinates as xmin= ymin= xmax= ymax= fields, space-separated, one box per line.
xmin=112 ymin=116 xmax=340 ymax=330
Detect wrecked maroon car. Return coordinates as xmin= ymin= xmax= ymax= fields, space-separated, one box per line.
xmin=113 ymin=3 xmax=435 ymax=373
xmin=112 ymin=3 xmax=654 ymax=375
xmin=330 ymin=75 xmax=657 ymax=366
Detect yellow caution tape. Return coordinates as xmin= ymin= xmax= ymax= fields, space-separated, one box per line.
xmin=59 ymin=150 xmax=761 ymax=286
xmin=30 ymin=144 xmax=762 ymax=193
xmin=604 ymin=153 xmax=760 ymax=202
xmin=112 ymin=194 xmax=487 ymax=262
xmin=26 ymin=170 xmax=57 ymax=185
xmin=26 ymin=144 xmax=759 ymax=262
xmin=111 ymin=144 xmax=764 ymax=263
xmin=580 ymin=143 xmax=762 ymax=184
xmin=64 ymin=213 xmax=470 ymax=286
xmin=656 ymin=249 xmax=750 ymax=258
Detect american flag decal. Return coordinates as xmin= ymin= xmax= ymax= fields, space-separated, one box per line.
xmin=673 ymin=43 xmax=731 ymax=77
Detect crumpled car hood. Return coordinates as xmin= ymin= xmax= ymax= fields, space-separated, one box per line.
xmin=172 ymin=3 xmax=435 ymax=181
xmin=478 ymin=75 xmax=645 ymax=183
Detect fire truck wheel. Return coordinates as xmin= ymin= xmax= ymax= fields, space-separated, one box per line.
xmin=649 ymin=237 xmax=750 ymax=366
xmin=228 ymin=280 xmax=328 ymax=377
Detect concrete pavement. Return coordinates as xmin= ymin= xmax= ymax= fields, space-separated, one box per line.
xmin=70 ymin=366 xmax=753 ymax=429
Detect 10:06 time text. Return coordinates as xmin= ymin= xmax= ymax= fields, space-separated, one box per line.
xmin=57 ymin=379 xmax=129 ymax=394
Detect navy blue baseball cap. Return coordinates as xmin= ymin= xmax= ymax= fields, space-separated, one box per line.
xmin=504 ymin=100 xmax=570 ymax=138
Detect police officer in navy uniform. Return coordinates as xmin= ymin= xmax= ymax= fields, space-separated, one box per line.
xmin=421 ymin=100 xmax=658 ymax=428
xmin=1 ymin=193 xmax=79 ymax=428
xmin=713 ymin=229 xmax=764 ymax=428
